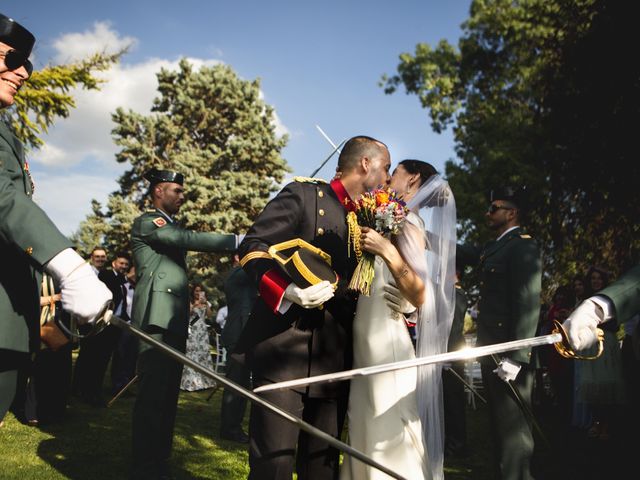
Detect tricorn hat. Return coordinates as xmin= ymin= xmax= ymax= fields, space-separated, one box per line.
xmin=268 ymin=238 xmax=338 ymax=289
xmin=0 ymin=13 xmax=35 ymax=58
xmin=143 ymin=168 xmax=184 ymax=186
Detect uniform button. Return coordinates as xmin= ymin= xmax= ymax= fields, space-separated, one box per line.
xmin=497 ymin=322 xmax=502 ymax=327
xmin=479 ymin=281 xmax=484 ymax=286
xmin=318 ymin=209 xmax=325 ymax=216
xmin=491 ymin=268 xmax=495 ymax=272
xmin=167 ymin=288 xmax=172 ymax=293
xmin=317 ymin=228 xmax=324 ymax=235
xmin=318 ymin=190 xmax=324 ymax=198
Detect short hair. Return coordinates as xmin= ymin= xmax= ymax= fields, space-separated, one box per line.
xmin=113 ymin=251 xmax=131 ymax=262
xmin=398 ymin=159 xmax=438 ymax=187
xmin=90 ymin=247 xmax=107 ymax=256
xmin=337 ymin=135 xmax=387 ymax=173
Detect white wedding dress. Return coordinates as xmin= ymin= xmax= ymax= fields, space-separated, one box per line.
xmin=341 ymin=215 xmax=429 ymax=480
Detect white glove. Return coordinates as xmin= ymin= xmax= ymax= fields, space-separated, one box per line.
xmin=283 ymin=281 xmax=334 ymax=309
xmin=383 ymin=282 xmax=416 ymax=315
xmin=45 ymin=248 xmax=113 ymax=325
xmin=562 ymin=299 xmax=603 ymax=351
xmin=493 ymin=358 xmax=521 ymax=383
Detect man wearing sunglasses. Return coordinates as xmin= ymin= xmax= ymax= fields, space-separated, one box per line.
xmin=459 ymin=186 xmax=541 ymax=479
xmin=1 ymin=13 xmax=112 ymax=425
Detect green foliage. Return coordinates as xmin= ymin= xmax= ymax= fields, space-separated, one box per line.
xmin=75 ymin=60 xmax=289 ymax=304
xmin=383 ymin=0 xmax=640 ymax=295
xmin=1 ymin=51 xmax=124 ymax=150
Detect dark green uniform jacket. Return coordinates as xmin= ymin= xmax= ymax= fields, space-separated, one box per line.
xmin=130 ymin=209 xmax=236 ymax=338
xmin=0 ymin=123 xmax=72 ymax=354
xmin=599 ymin=264 xmax=640 ymax=323
xmin=221 ymin=266 xmax=257 ymax=352
xmin=475 ymin=227 xmax=542 ymax=366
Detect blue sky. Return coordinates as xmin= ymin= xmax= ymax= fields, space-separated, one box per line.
xmin=9 ymin=1 xmax=470 ymax=234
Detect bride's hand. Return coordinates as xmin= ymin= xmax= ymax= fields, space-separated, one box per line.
xmin=360 ymin=227 xmax=393 ymax=258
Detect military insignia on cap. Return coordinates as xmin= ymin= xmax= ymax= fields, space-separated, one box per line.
xmin=153 ymin=217 xmax=167 ymax=228
xmin=520 ymin=234 xmax=532 ymax=239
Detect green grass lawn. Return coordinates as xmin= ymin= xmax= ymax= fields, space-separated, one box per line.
xmin=0 ymin=362 xmax=634 ymax=479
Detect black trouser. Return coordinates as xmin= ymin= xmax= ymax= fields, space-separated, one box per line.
xmin=111 ymin=328 xmax=139 ymax=395
xmin=443 ymin=361 xmax=468 ymax=454
xmin=220 ymin=355 xmax=251 ymax=435
xmin=0 ymin=349 xmax=29 ymax=422
xmin=73 ymin=325 xmax=121 ymax=401
xmin=481 ymin=362 xmax=535 ymax=480
xmin=248 ymin=388 xmax=341 ymax=480
xmin=131 ymin=330 xmax=186 ymax=480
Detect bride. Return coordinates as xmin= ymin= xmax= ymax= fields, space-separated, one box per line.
xmin=340 ymin=160 xmax=456 ymax=480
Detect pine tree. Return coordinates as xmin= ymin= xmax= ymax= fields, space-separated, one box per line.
xmin=77 ymin=59 xmax=289 ymax=306
xmin=2 ymin=51 xmax=123 ymax=150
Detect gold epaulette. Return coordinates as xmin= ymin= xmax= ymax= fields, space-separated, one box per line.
xmin=294 ymin=176 xmax=328 ymax=184
xmin=520 ymin=234 xmax=532 ymax=239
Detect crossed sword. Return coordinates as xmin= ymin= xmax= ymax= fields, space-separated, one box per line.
xmin=92 ymin=299 xmax=599 ymax=480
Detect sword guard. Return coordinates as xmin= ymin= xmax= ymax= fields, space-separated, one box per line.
xmin=552 ymin=319 xmax=604 ymax=360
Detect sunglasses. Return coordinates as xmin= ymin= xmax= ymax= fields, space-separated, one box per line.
xmin=487 ymin=204 xmax=515 ymax=215
xmin=0 ymin=49 xmax=33 ymax=76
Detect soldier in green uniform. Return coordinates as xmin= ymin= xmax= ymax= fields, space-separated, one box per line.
xmin=462 ymin=187 xmax=542 ymax=480
xmin=564 ymin=263 xmax=640 ymax=350
xmin=130 ymin=168 xmax=240 ymax=480
xmin=0 ymin=12 xmax=112 ymax=424
xmin=218 ymin=252 xmax=257 ymax=443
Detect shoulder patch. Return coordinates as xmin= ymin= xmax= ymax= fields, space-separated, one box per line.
xmin=294 ymin=176 xmax=328 ymax=184
xmin=152 ymin=217 xmax=167 ymax=228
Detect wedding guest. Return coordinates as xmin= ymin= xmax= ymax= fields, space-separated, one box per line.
xmin=180 ymin=284 xmax=216 ymax=391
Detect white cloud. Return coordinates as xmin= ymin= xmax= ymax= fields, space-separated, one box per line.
xmin=28 ymin=22 xmax=290 ymax=234
xmin=32 ymin=173 xmax=119 ymax=236
xmin=52 ymin=21 xmax=137 ymax=64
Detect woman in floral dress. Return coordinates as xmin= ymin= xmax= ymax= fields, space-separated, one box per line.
xmin=180 ymin=284 xmax=217 ymax=391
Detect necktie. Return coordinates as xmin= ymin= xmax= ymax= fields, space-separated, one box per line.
xmin=121 ymin=283 xmax=129 ymax=321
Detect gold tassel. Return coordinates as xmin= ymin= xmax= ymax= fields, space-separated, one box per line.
xmin=347 ymin=211 xmax=362 ymax=260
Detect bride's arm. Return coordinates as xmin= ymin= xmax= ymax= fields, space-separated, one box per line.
xmin=359 ymin=227 xmax=425 ymax=307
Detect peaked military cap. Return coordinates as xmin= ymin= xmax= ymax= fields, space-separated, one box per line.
xmin=268 ymin=238 xmax=338 ymax=289
xmin=489 ymin=185 xmax=528 ymax=209
xmin=143 ymin=168 xmax=184 ymax=186
xmin=0 ymin=13 xmax=35 ymax=73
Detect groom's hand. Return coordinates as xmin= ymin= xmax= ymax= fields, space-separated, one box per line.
xmin=383 ymin=282 xmax=416 ymax=315
xmin=284 ymin=281 xmax=335 ymax=309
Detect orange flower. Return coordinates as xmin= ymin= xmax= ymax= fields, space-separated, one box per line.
xmin=375 ymin=191 xmax=389 ymax=205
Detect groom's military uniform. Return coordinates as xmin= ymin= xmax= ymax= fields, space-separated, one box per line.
xmin=238 ymin=177 xmax=358 ymax=480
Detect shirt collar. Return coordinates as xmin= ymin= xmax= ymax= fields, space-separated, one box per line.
xmin=155 ymin=208 xmax=174 ymax=223
xmin=330 ymin=179 xmax=356 ymax=212
xmin=496 ymin=225 xmax=520 ymax=242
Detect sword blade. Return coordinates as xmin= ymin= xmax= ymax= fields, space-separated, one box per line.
xmin=254 ymin=333 xmax=562 ymax=393
xmin=315 ymin=125 xmax=340 ymax=151
xmin=106 ymin=313 xmax=406 ymax=480
xmin=310 ymin=138 xmax=346 ymax=178
xmin=444 ymin=365 xmax=486 ymax=404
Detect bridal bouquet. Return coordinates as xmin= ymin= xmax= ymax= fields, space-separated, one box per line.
xmin=347 ymin=187 xmax=408 ymax=296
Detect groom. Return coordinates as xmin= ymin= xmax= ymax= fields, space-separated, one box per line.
xmin=237 ymin=135 xmax=391 ymax=479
